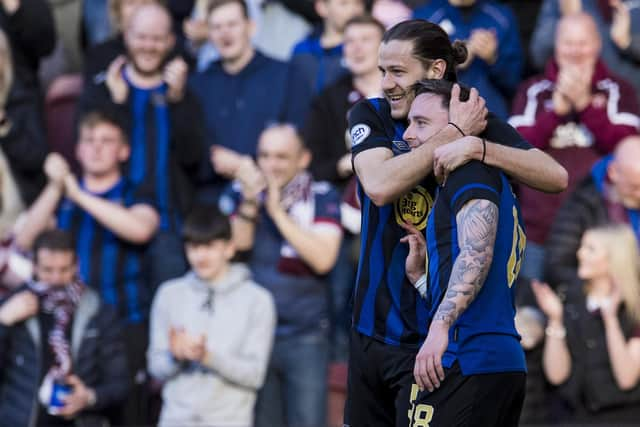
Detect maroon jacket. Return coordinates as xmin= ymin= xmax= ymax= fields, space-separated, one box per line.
xmin=509 ymin=59 xmax=639 ymax=244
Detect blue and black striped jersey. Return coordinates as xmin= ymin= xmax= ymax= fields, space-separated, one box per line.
xmin=349 ymin=96 xmax=533 ymax=348
xmin=425 ymin=161 xmax=527 ymax=374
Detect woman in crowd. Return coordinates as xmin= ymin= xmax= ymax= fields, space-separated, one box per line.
xmin=533 ymin=223 xmax=640 ymax=422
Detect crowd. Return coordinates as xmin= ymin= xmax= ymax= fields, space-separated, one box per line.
xmin=0 ymin=0 xmax=637 ymax=426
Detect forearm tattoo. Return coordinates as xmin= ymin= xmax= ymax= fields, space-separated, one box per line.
xmin=434 ymin=199 xmax=498 ymax=327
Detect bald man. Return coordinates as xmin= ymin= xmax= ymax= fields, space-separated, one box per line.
xmin=546 ymin=135 xmax=640 ymax=288
xmin=219 ymin=124 xmax=343 ymax=427
xmin=509 ymin=12 xmax=640 ymax=281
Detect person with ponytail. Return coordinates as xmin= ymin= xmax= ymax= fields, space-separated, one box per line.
xmin=532 ymin=223 xmax=640 ymax=423
xmin=345 ymin=18 xmax=567 ymax=427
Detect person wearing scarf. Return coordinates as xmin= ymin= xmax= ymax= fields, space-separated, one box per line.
xmin=0 ymin=229 xmax=128 ymax=427
xmin=219 ymin=124 xmax=343 ymax=427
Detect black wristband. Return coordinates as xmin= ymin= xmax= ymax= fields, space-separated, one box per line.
xmin=448 ymin=121 xmax=465 ymax=137
xmin=237 ymin=210 xmax=257 ymax=222
xmin=481 ymin=138 xmax=487 ymax=163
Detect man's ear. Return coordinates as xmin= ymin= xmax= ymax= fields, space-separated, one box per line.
xmin=299 ymin=148 xmax=312 ymax=171
xmin=118 ymin=143 xmax=131 ymax=163
xmin=426 ymin=58 xmax=447 ymax=80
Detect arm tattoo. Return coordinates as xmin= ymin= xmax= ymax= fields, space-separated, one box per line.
xmin=433 ymin=199 xmax=498 ymax=327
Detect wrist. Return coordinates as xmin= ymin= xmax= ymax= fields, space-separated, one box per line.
xmin=545 ymin=323 xmax=566 ymax=339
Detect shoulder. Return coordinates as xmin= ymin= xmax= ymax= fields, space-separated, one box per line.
xmin=154 ymin=275 xmax=191 ymax=300
xmin=444 ymin=161 xmax=502 ymax=212
xmin=292 ymin=35 xmax=319 ymax=55
xmin=480 ymin=2 xmax=517 ymax=30
xmin=245 ymin=280 xmax=275 ymax=307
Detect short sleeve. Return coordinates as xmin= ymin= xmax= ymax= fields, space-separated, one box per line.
xmin=444 ymin=161 xmax=502 ymax=215
xmin=483 ymin=113 xmax=533 ymax=150
xmin=348 ymin=99 xmax=393 ymax=157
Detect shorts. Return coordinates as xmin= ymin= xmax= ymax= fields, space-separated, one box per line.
xmin=407 ymin=362 xmax=526 ymax=427
xmin=343 ymin=329 xmax=416 ymax=427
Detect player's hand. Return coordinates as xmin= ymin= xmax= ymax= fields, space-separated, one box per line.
xmin=531 ymin=280 xmax=564 ymax=322
xmin=44 ymin=153 xmax=71 ymax=187
xmin=414 ymin=320 xmax=448 ymax=392
xmin=164 ymin=57 xmax=188 ymax=103
xmin=106 ymin=55 xmax=129 ymax=104
xmin=448 ymin=84 xmax=487 ymax=137
xmin=433 ymin=136 xmax=481 ymax=185
xmin=399 ymin=221 xmax=426 ymax=285
xmin=0 ymin=290 xmax=38 ymax=326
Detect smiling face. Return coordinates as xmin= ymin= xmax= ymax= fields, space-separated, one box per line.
xmin=379 ymin=39 xmax=442 ymax=119
xmin=403 ymin=93 xmax=449 ymax=149
xmin=257 ymin=126 xmax=310 ymax=189
xmin=554 ymin=13 xmax=601 ymax=71
xmin=124 ymin=5 xmax=174 ymax=76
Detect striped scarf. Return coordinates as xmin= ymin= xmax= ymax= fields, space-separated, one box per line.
xmin=28 ymin=280 xmax=84 ymax=380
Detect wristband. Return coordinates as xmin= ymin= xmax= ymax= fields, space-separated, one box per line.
xmin=481 ymin=138 xmax=487 ymax=163
xmin=237 ymin=211 xmax=257 ymax=222
xmin=545 ymin=325 xmax=566 ymax=339
xmin=448 ymin=122 xmax=465 ymax=137
xmin=414 ymin=274 xmax=428 ymax=298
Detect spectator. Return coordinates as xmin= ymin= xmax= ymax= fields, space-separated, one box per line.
xmin=371 ymin=0 xmax=412 ymax=28
xmin=303 ymin=14 xmax=383 ymax=190
xmin=530 ymin=0 xmax=640 ymax=100
xmin=0 ymin=27 xmax=47 ymax=206
xmin=302 ymin=14 xmax=383 ymax=361
xmin=509 ymin=12 xmax=639 ymax=280
xmin=532 ymin=223 xmax=640 ymax=423
xmin=610 ymin=0 xmax=640 ymax=63
xmin=80 ymin=2 xmax=208 ymax=287
xmin=0 ymin=229 xmax=129 ymax=427
xmin=546 ymin=135 xmax=640 ymax=289
xmin=0 ymin=0 xmax=55 ymax=92
xmin=14 ymin=109 xmax=160 ymax=425
xmin=413 ymin=0 xmax=523 ymax=119
xmin=291 ymin=0 xmax=366 ymax=96
xmin=219 ymin=124 xmax=342 ymax=427
xmin=190 ymin=0 xmax=311 ymax=201
xmin=83 ymin=0 xmax=196 ymax=86
xmin=148 ymin=205 xmax=276 ymax=427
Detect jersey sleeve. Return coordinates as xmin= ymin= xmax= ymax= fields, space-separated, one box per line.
xmin=443 ymin=161 xmax=502 ymax=215
xmin=348 ymin=99 xmax=392 ymax=157
xmin=483 ymin=113 xmax=533 ymax=150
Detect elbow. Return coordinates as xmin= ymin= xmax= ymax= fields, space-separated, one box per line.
xmin=129 ymin=227 xmax=157 ymax=244
xmin=366 ymin=187 xmax=393 ymax=207
xmin=552 ymin=166 xmax=569 ymax=193
xmin=546 ymin=370 xmax=570 ymax=386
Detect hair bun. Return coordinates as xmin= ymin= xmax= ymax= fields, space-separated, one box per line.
xmin=451 ymin=40 xmax=468 ymax=65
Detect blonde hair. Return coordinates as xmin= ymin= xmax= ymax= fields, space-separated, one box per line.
xmin=587 ymin=224 xmax=640 ymax=323
xmin=0 ymin=29 xmax=13 ymax=109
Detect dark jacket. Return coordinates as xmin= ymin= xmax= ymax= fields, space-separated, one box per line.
xmin=557 ymin=284 xmax=640 ymax=422
xmin=302 ymin=73 xmax=362 ymax=190
xmin=0 ymin=288 xmax=129 ymax=427
xmin=0 ymin=79 xmax=48 ymax=205
xmin=0 ymin=0 xmax=55 ymax=91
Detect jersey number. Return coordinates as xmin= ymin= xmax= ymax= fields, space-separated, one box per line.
xmin=408 ymin=384 xmax=435 ymax=427
xmin=507 ymin=206 xmax=526 ymax=287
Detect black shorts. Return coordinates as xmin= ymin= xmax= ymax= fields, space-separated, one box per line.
xmin=344 ymin=329 xmax=416 ymax=427
xmin=408 ymin=362 xmax=526 ymax=427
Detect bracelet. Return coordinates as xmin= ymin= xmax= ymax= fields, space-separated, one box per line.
xmin=545 ymin=325 xmax=566 ymax=339
xmin=448 ymin=121 xmax=465 ymax=137
xmin=236 ymin=210 xmax=257 ymax=222
xmin=413 ymin=274 xmax=428 ymax=298
xmin=481 ymin=138 xmax=486 ymax=163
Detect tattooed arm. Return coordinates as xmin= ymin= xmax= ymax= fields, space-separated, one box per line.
xmin=413 ymin=199 xmax=499 ymax=392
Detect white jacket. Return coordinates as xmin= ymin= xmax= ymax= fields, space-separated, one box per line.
xmin=148 ymin=264 xmax=276 ymax=427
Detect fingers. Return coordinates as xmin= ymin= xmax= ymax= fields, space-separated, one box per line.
xmin=425 ymin=355 xmax=439 ymax=392
xmin=450 ymin=83 xmax=461 ymax=109
xmin=107 ymin=55 xmax=127 ymax=78
xmin=414 ymin=356 xmax=428 ymax=391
